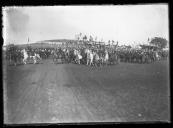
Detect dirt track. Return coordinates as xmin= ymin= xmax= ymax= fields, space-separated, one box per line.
xmin=3 ymin=59 xmax=170 ymax=124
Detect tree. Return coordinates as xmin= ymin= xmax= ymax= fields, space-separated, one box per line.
xmin=149 ymin=37 xmax=168 ymax=49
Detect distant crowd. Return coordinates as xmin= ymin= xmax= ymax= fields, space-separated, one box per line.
xmin=4 ymin=42 xmax=169 ymax=66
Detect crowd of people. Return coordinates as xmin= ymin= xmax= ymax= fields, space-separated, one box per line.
xmin=4 ymin=41 xmax=169 ymax=66
xmin=116 ymin=47 xmax=168 ymax=63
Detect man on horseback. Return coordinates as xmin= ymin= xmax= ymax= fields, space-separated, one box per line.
xmin=21 ymin=48 xmax=28 ymax=64
xmin=21 ymin=48 xmax=40 ymax=65
xmin=74 ymin=49 xmax=82 ymax=64
xmin=93 ymin=50 xmax=100 ymax=67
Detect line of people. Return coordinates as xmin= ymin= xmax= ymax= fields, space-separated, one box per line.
xmin=51 ymin=46 xmax=168 ymax=66
xmin=4 ymin=43 xmax=168 ymax=66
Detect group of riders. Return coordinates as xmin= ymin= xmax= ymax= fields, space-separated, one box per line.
xmin=117 ymin=47 xmax=168 ymax=63
xmin=4 ymin=42 xmax=169 ymax=66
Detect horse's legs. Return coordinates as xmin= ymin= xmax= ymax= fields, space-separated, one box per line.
xmin=24 ymin=59 xmax=26 ymax=64
xmin=23 ymin=58 xmax=25 ymax=64
xmin=14 ymin=62 xmax=17 ymax=66
xmin=86 ymin=59 xmax=88 ymax=65
xmin=102 ymin=59 xmax=104 ymax=66
xmin=105 ymin=60 xmax=107 ymax=66
xmin=24 ymin=56 xmax=29 ymax=64
xmin=91 ymin=61 xmax=93 ymax=66
xmin=75 ymin=58 xmax=77 ymax=64
xmin=98 ymin=60 xmax=100 ymax=67
xmin=34 ymin=57 xmax=36 ymax=64
xmin=90 ymin=59 xmax=93 ymax=66
xmin=33 ymin=57 xmax=35 ymax=64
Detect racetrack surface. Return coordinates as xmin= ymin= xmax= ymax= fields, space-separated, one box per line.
xmin=3 ymin=59 xmax=170 ymax=124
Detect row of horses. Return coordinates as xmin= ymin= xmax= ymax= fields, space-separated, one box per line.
xmin=51 ymin=47 xmax=168 ymax=66
xmin=4 ymin=47 xmax=119 ymax=66
xmin=51 ymin=48 xmax=119 ymax=66
xmin=4 ymin=46 xmax=168 ymax=66
xmin=21 ymin=49 xmax=42 ymax=65
xmin=117 ymin=49 xmax=168 ymax=63
xmin=5 ymin=48 xmax=42 ymax=66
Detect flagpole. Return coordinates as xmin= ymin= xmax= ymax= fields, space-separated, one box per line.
xmin=28 ymin=37 xmax=29 ymax=43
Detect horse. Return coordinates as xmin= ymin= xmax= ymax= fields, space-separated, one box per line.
xmin=62 ymin=49 xmax=70 ymax=63
xmin=108 ymin=51 xmax=119 ymax=65
xmin=6 ymin=46 xmax=22 ymax=66
xmin=74 ymin=49 xmax=82 ymax=64
xmin=89 ymin=50 xmax=94 ymax=66
xmin=80 ymin=48 xmax=87 ymax=64
xmin=93 ymin=51 xmax=100 ymax=67
xmin=21 ymin=49 xmax=29 ymax=64
xmin=104 ymin=50 xmax=109 ymax=65
xmin=85 ymin=49 xmax=94 ymax=66
xmin=85 ymin=49 xmax=90 ymax=65
xmin=99 ymin=50 xmax=109 ymax=66
xmin=40 ymin=49 xmax=47 ymax=59
xmin=21 ymin=49 xmax=38 ymax=64
xmin=34 ymin=52 xmax=42 ymax=63
xmin=52 ymin=50 xmax=59 ymax=63
xmin=10 ymin=50 xmax=22 ymax=66
xmin=155 ymin=51 xmax=161 ymax=61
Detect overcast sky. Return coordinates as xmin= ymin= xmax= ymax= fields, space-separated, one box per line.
xmin=3 ymin=5 xmax=169 ymax=46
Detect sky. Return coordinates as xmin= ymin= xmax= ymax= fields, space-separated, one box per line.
xmin=3 ymin=5 xmax=169 ymax=46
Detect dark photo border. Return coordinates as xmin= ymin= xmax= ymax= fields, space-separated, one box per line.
xmin=1 ymin=0 xmax=172 ymax=128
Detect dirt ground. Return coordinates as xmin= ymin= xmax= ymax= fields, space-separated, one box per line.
xmin=3 ymin=59 xmax=170 ymax=124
